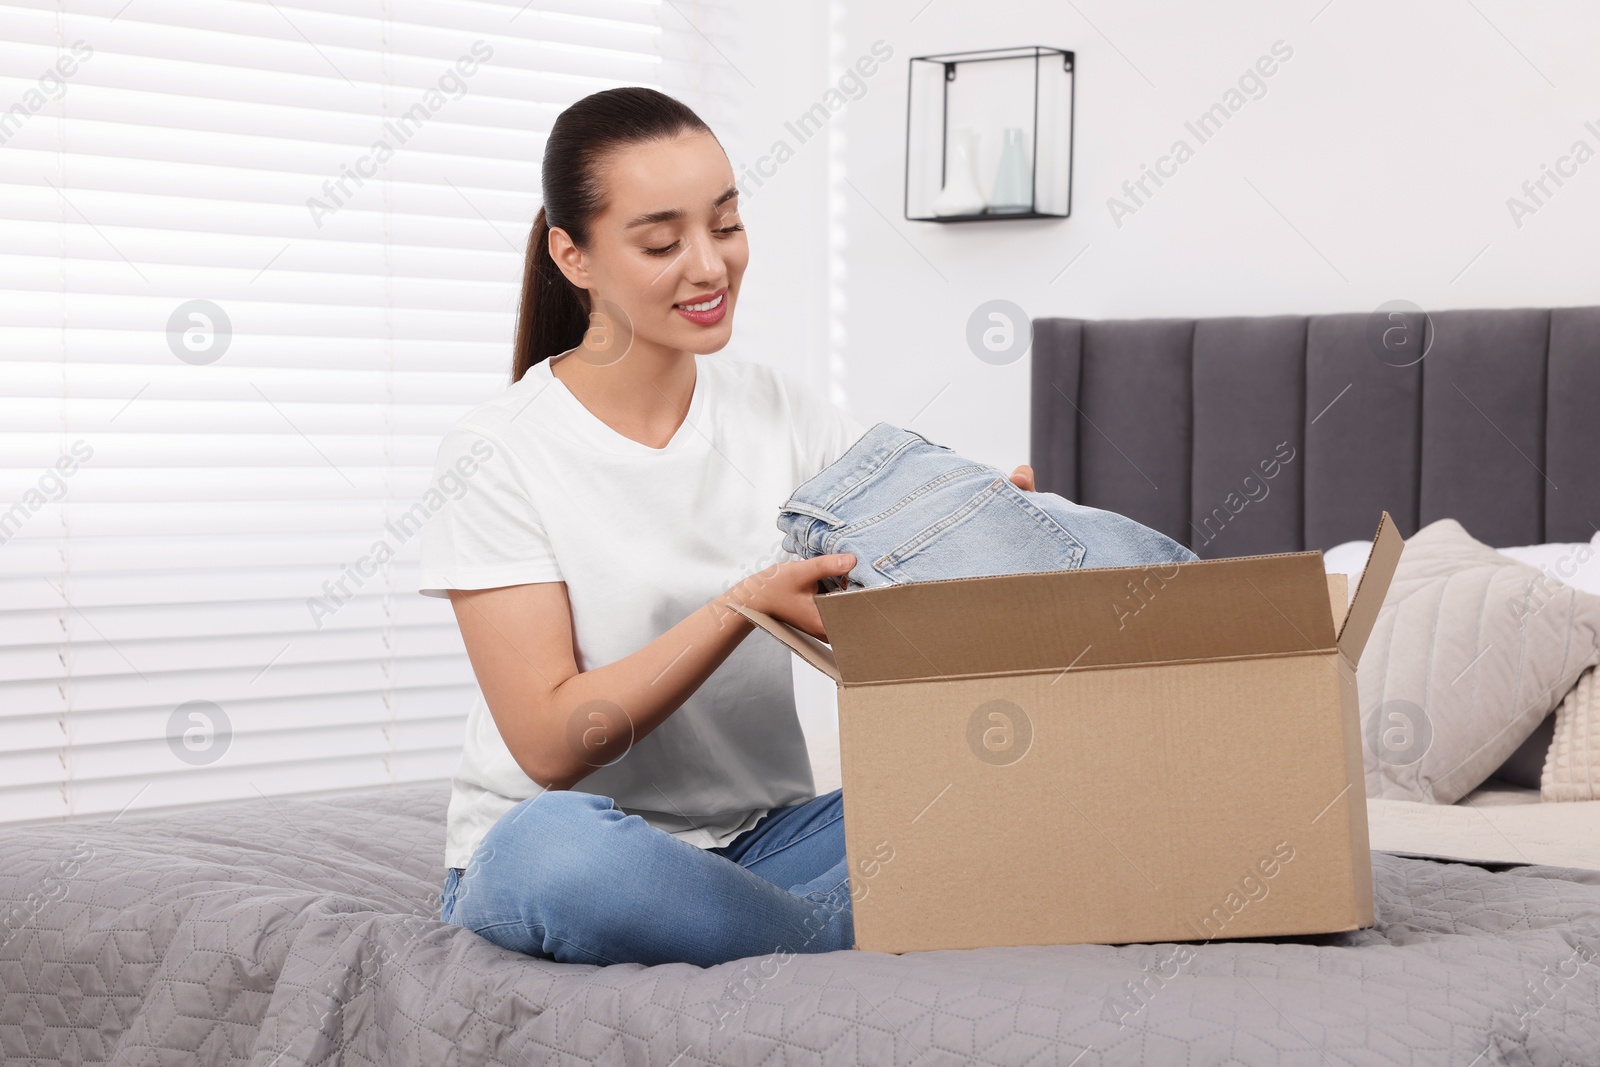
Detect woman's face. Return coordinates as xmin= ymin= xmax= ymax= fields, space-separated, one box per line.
xmin=554 ymin=129 xmax=748 ymax=362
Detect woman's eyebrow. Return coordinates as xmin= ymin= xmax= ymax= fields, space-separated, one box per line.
xmin=624 ymin=185 xmax=739 ymax=229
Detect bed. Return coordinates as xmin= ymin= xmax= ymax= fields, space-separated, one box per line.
xmin=4 ymin=304 xmax=1599 ymax=1066
xmin=3 ymin=781 xmax=1599 ymax=1066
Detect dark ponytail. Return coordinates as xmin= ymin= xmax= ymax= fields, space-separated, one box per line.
xmin=512 ymin=87 xmax=714 ymax=383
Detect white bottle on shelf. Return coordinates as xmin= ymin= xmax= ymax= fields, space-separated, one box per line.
xmin=931 ymin=127 xmax=988 ymax=217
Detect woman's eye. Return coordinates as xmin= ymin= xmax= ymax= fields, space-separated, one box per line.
xmin=642 ymin=224 xmax=744 ymax=257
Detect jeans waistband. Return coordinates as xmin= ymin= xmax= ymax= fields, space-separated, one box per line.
xmin=780 ymin=421 xmax=954 ymax=526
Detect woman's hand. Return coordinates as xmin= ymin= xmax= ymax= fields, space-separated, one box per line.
xmin=722 ymin=554 xmax=857 ymax=642
xmin=718 ymin=465 xmax=1029 ymax=643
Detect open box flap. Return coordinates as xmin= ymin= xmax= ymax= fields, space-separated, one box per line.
xmin=814 ymin=550 xmax=1338 ymax=685
xmin=1335 ymin=510 xmax=1404 ymax=664
xmin=731 ymin=514 xmax=1396 ymax=685
xmin=728 ymin=601 xmax=841 ymax=683
xmin=1325 ymin=572 xmax=1348 ymax=619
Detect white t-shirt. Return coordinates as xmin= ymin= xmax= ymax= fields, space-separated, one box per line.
xmin=418 ymin=351 xmax=868 ymax=871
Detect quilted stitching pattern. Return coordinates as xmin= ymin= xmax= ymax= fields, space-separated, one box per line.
xmin=1361 ymin=519 xmax=1600 ymax=804
xmin=1545 ymin=666 xmax=1600 ymax=802
xmin=2 ymin=782 xmax=1599 ymax=1066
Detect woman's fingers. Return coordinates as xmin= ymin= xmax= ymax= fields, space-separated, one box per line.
xmin=1010 ymin=464 xmax=1035 ymax=492
xmin=809 ymin=552 xmax=856 ymax=577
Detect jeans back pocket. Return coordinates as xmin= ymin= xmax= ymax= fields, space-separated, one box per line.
xmin=873 ymin=476 xmax=1086 ymax=584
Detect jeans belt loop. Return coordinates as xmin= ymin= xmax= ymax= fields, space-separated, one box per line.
xmin=780 ymin=497 xmax=847 ymax=529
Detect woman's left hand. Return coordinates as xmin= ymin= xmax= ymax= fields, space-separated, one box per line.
xmin=1009 ymin=464 xmax=1035 ymax=492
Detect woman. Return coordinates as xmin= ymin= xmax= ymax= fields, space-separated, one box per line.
xmin=418 ymin=87 xmax=1036 ymax=969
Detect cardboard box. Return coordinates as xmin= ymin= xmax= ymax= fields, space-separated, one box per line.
xmin=733 ymin=511 xmax=1404 ymax=953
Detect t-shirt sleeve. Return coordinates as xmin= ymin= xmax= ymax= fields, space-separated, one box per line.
xmin=416 ymin=424 xmax=564 ymax=598
xmin=779 ymin=371 xmax=870 ymax=481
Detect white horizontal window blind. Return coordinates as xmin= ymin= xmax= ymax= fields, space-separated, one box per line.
xmin=0 ymin=0 xmax=730 ymax=823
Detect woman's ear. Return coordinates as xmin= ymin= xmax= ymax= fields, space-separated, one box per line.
xmin=547 ymin=225 xmax=592 ymax=290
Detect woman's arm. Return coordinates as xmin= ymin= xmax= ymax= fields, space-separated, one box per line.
xmin=447 ymin=553 xmax=856 ymax=791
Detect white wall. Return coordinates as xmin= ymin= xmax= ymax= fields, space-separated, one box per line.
xmin=704 ymin=3 xmax=835 ymax=389
xmin=822 ymin=0 xmax=1600 ymax=467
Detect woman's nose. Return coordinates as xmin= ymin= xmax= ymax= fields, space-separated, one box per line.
xmin=683 ymin=229 xmax=725 ymax=278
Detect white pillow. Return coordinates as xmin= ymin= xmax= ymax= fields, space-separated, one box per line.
xmin=1497 ymin=535 xmax=1600 ymax=596
xmin=1322 ymin=529 xmax=1600 ymax=598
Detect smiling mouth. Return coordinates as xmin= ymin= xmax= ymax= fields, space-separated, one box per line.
xmin=673 ymin=292 xmax=725 ymax=312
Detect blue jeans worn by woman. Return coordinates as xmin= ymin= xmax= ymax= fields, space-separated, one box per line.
xmin=777 ymin=421 xmax=1197 ymax=591
xmin=439 ymin=788 xmax=851 ymax=967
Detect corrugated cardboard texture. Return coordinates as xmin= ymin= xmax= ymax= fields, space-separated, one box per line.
xmin=1337 ymin=510 xmax=1405 ymax=663
xmin=815 ymin=551 xmax=1338 ymax=685
xmin=727 ymin=602 xmax=839 ymax=681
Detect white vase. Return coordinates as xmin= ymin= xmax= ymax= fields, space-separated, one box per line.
xmin=931 ymin=127 xmax=987 ymax=217
xmin=988 ymin=126 xmax=1033 ymax=213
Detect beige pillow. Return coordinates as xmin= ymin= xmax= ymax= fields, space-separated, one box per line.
xmin=1360 ymin=519 xmax=1600 ymax=803
xmin=1543 ymin=666 xmax=1599 ymax=801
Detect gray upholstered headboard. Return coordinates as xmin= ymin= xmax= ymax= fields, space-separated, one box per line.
xmin=1029 ymin=306 xmax=1600 ymax=557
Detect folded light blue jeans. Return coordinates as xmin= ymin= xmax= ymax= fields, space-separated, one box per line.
xmin=778 ymin=421 xmax=1197 ymax=590
xmin=439 ymin=788 xmax=852 ymax=968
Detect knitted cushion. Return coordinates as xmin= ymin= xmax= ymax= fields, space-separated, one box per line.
xmin=1543 ymin=666 xmax=1600 ymax=801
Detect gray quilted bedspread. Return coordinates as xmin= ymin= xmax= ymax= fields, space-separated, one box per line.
xmin=2 ymin=782 xmax=1598 ymax=1066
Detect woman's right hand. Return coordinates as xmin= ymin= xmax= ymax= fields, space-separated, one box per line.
xmin=723 ymin=554 xmax=857 ymax=641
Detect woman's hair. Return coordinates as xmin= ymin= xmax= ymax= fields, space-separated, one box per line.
xmin=512 ymin=87 xmax=714 ymax=382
